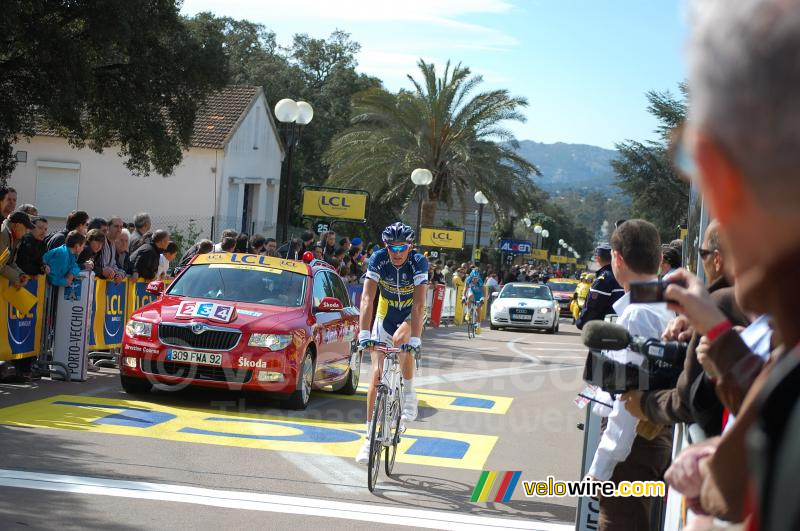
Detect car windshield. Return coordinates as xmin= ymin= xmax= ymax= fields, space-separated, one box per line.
xmin=167 ymin=264 xmax=306 ymax=307
xmin=547 ymin=282 xmax=576 ymax=292
xmin=500 ymin=285 xmax=552 ymax=300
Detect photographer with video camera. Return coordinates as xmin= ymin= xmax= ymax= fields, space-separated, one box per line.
xmin=583 ymin=219 xmax=675 ymax=531
xmin=621 ymin=220 xmax=748 ymax=436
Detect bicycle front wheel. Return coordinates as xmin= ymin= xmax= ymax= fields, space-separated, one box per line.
xmin=385 ymin=394 xmax=402 ymax=476
xmin=367 ymin=386 xmax=387 ymax=492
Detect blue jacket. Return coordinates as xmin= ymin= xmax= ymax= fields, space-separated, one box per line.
xmin=43 ymin=244 xmax=81 ymax=286
xmin=465 ymin=270 xmax=485 ymax=301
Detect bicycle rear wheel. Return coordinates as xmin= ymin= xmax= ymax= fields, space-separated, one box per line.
xmin=367 ymin=386 xmax=387 ymax=492
xmin=384 ymin=394 xmax=402 ymax=476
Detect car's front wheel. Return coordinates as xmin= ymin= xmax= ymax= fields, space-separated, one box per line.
xmin=286 ymin=350 xmax=315 ymax=410
xmin=120 ymin=373 xmax=153 ymax=394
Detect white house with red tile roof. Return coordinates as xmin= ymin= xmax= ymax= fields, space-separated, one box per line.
xmin=8 ymin=85 xmax=283 ymax=240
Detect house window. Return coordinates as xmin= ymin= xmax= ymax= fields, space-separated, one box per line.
xmin=35 ymin=161 xmax=80 ymax=217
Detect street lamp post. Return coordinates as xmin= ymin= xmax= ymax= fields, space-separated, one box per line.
xmin=274 ymin=98 xmax=313 ymax=243
xmin=474 ymin=191 xmax=489 ymax=262
xmin=410 ymin=168 xmax=433 ymax=239
xmin=534 ymin=224 xmax=543 ymax=249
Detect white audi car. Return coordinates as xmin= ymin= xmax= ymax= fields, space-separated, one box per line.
xmin=489 ymin=283 xmax=560 ymax=333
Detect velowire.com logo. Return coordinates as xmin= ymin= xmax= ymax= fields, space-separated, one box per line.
xmin=469 ymin=471 xmax=521 ymax=503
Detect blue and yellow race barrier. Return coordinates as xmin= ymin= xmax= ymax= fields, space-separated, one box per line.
xmin=88 ymin=279 xmax=128 ymax=350
xmin=87 ymin=278 xmax=172 ymax=350
xmin=126 ymin=278 xmax=170 ymax=318
xmin=0 ymin=276 xmax=46 ymax=361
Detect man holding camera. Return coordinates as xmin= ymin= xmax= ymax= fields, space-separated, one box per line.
xmin=585 ymin=220 xmax=675 ymax=531
xmin=623 ymin=221 xmax=748 ymax=435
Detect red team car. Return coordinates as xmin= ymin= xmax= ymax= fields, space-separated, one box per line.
xmin=120 ymin=253 xmax=361 ymax=409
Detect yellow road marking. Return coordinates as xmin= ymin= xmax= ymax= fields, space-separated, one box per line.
xmin=0 ymin=395 xmax=497 ymax=470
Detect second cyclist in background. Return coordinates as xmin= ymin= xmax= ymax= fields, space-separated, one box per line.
xmin=462 ymin=268 xmax=485 ymax=331
xmin=355 ymin=222 xmax=429 ymax=464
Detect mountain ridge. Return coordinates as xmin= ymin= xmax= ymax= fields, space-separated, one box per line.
xmin=515 ymin=139 xmax=619 ymax=193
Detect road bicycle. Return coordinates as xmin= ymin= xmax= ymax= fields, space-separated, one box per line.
xmin=365 ymin=344 xmax=418 ymax=492
xmin=464 ymin=299 xmax=483 ymax=339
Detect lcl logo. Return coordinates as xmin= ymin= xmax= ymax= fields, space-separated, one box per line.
xmin=432 ymin=232 xmax=452 ymax=241
xmin=319 ymin=195 xmax=349 ymax=207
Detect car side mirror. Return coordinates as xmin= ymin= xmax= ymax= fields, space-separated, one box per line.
xmin=491 ymin=292 xmax=499 ymax=300
xmin=317 ymin=296 xmax=344 ymax=312
xmin=146 ymin=280 xmax=165 ymax=295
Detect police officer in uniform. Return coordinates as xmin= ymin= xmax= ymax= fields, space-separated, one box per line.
xmin=575 ymin=244 xmax=624 ymax=329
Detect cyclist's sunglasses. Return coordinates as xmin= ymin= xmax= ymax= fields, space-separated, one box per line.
xmin=387 ymin=243 xmax=410 ymax=253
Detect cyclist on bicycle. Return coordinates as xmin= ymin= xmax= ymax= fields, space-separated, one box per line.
xmin=355 ymin=222 xmax=428 ymax=464
xmin=462 ymin=268 xmax=485 ymax=320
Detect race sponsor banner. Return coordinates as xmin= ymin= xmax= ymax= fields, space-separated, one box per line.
xmin=526 ymin=249 xmax=549 ymax=260
xmin=499 ymin=239 xmax=533 ymax=255
xmin=419 ymin=227 xmax=465 ymax=250
xmin=550 ymin=255 xmax=568 ymax=264
xmin=0 ymin=276 xmax=46 ymax=361
xmin=430 ymin=283 xmax=446 ymax=327
xmin=575 ymin=406 xmax=603 ymax=531
xmin=126 ymin=279 xmax=156 ymax=317
xmin=567 ymin=257 xmax=577 ymax=264
xmin=53 ymin=272 xmax=94 ymax=381
xmin=301 ymin=188 xmax=368 ymax=221
xmin=193 ymin=253 xmax=308 ymax=275
xmin=88 ymin=279 xmax=127 ymax=350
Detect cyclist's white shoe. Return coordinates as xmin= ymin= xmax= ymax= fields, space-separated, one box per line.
xmin=355 ymin=436 xmax=371 ymax=464
xmin=402 ymin=387 xmax=418 ymax=422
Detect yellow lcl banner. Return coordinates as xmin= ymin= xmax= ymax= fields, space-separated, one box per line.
xmin=527 ymin=249 xmax=549 ymax=260
xmin=0 ymin=276 xmax=46 ymax=361
xmin=420 ymin=227 xmax=465 ymax=250
xmin=301 ymin=189 xmax=368 ymax=221
xmin=550 ymin=255 xmax=569 ymax=264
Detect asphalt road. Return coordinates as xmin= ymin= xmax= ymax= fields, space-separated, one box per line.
xmin=0 ymin=316 xmax=589 ymax=530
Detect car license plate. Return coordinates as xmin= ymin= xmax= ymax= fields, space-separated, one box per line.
xmin=511 ymin=309 xmax=532 ymax=321
xmin=167 ymin=349 xmax=223 ymax=366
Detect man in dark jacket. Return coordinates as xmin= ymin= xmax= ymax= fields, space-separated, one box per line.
xmin=46 ymin=210 xmax=89 ymax=251
xmin=15 ymin=216 xmax=50 ymax=277
xmin=130 ymin=229 xmax=169 ymax=281
xmin=576 ymin=244 xmax=625 ymax=329
xmin=174 ymin=239 xmax=213 ymax=276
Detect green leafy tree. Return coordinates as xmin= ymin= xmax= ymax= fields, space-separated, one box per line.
xmin=612 ymin=84 xmax=688 ymax=241
xmin=324 ymin=60 xmax=541 ymax=226
xmin=1 ymin=0 xmax=228 ymax=180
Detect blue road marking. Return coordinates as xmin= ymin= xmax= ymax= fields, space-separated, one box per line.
xmin=54 ymin=401 xmax=177 ymax=428
xmin=179 ymin=417 xmax=361 ymax=443
xmin=404 ymin=435 xmax=469 ymax=459
xmin=450 ymin=397 xmax=495 ymax=409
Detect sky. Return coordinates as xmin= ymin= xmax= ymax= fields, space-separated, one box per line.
xmin=180 ymin=0 xmax=689 ymax=150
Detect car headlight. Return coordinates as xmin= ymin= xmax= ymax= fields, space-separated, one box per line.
xmin=248 ymin=333 xmax=293 ymax=350
xmin=540 ymin=307 xmax=551 ymax=313
xmin=125 ymin=319 xmax=152 ymax=338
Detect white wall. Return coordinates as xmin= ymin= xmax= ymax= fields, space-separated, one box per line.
xmin=9 ymin=136 xmax=219 ymax=229
xmin=218 ymin=92 xmax=283 ymax=238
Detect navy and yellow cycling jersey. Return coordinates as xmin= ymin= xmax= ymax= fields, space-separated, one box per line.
xmin=365 ymin=248 xmax=429 ymax=321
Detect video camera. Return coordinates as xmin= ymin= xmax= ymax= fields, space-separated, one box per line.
xmin=580 ymin=320 xmax=688 ymax=393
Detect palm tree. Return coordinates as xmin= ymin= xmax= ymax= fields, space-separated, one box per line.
xmin=324 ymin=60 xmax=540 ymax=226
